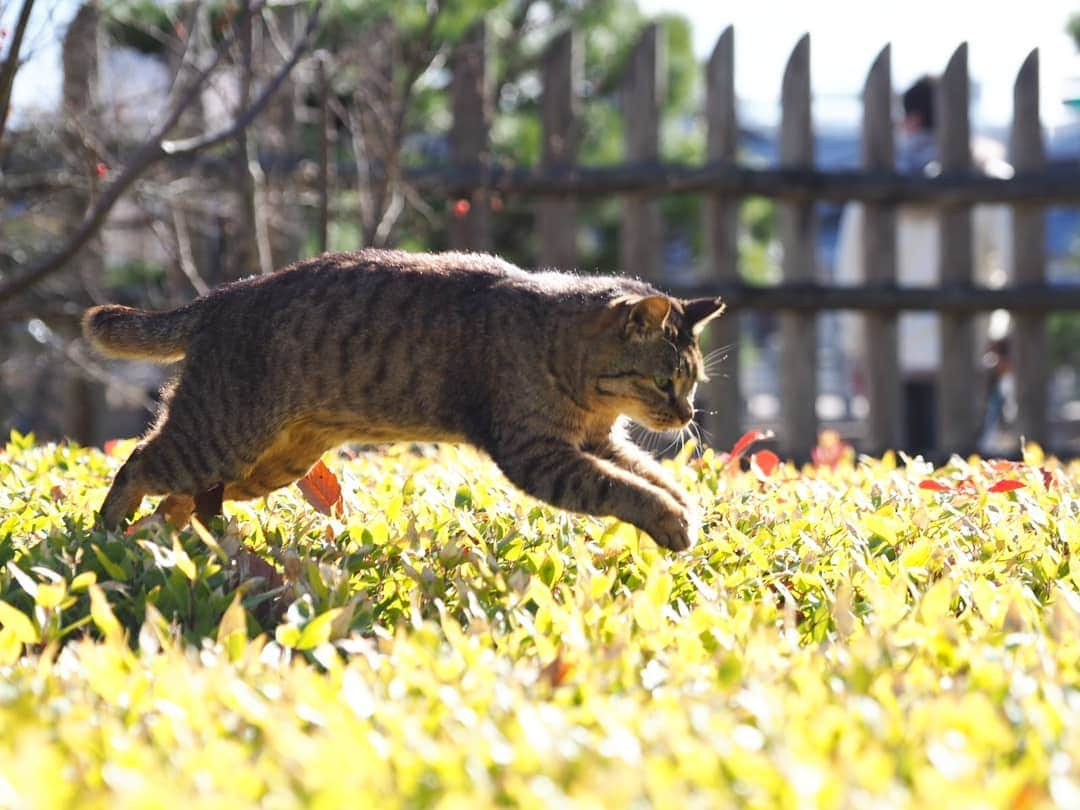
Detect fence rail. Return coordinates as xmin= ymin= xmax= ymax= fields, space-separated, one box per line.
xmin=397 ymin=162 xmax=1080 ymax=205
xmin=659 ymin=282 xmax=1080 ymax=313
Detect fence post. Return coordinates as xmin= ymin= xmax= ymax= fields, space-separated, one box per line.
xmin=620 ymin=23 xmax=663 ymax=281
xmin=779 ymin=34 xmax=817 ymax=457
xmin=861 ymin=45 xmax=900 ymax=455
xmin=703 ymin=26 xmax=741 ymax=449
xmin=61 ymin=3 xmax=103 ymax=445
xmin=537 ymin=30 xmax=580 ymax=270
xmin=1010 ymin=49 xmax=1047 ymax=447
xmin=450 ymin=22 xmax=492 ymax=251
xmin=937 ymin=44 xmax=977 ymax=455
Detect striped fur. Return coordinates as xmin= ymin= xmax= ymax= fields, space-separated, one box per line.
xmin=85 ymin=249 xmax=724 ymax=550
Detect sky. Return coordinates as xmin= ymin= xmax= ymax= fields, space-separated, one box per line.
xmin=639 ymin=0 xmax=1080 ymax=131
xmin=5 ymin=0 xmax=1080 ymax=130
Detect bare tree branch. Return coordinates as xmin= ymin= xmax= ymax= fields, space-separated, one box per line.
xmin=161 ymin=3 xmax=320 ymax=157
xmin=0 ymin=0 xmax=322 ymax=307
xmin=0 ymin=0 xmax=37 ymax=147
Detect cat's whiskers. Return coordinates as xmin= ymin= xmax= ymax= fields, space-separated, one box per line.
xmin=704 ymin=344 xmax=736 ymax=377
xmin=690 ymin=412 xmax=713 ymax=455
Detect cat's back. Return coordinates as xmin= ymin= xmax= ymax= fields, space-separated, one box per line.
xmin=207 ymin=248 xmax=651 ymax=318
xmin=279 ymin=248 xmax=526 ymax=293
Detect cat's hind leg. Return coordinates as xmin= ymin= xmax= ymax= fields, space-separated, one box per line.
xmin=99 ymin=450 xmax=151 ymax=529
xmin=194 ymin=483 xmax=225 ymax=525
xmin=98 ymin=419 xmax=228 ymax=530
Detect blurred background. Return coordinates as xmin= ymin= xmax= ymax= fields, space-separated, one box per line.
xmin=2 ymin=0 xmax=1080 ymax=459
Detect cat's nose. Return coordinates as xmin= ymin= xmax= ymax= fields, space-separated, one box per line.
xmin=675 ymin=401 xmax=694 ymax=424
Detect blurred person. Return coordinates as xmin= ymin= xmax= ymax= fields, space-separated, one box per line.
xmin=978 ymin=315 xmax=1018 ymax=455
xmin=835 ymin=75 xmax=1012 ymax=455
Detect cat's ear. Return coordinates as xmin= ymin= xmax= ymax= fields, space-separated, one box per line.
xmin=624 ymin=296 xmax=672 ymax=339
xmin=683 ymin=297 xmax=725 ymax=336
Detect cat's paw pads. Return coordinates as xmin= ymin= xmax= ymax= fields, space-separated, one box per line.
xmin=650 ymin=508 xmax=697 ymax=552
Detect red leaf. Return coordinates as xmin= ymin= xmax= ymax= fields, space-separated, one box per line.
xmin=1041 ymin=467 xmax=1056 ymax=489
xmin=988 ymin=479 xmax=1024 ymax=493
xmin=919 ymin=479 xmax=952 ymax=492
xmin=103 ymin=439 xmax=123 ymax=457
xmin=751 ymin=450 xmax=780 ymax=478
xmin=451 ymin=198 xmax=471 ymax=218
xmin=540 ymin=653 xmax=572 ymax=688
xmin=296 ymin=459 xmax=343 ymax=516
xmin=94 ymin=162 xmax=108 ymax=178
xmin=727 ymin=429 xmax=772 ymax=469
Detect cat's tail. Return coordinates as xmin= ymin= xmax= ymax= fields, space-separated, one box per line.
xmin=82 ymin=302 xmax=204 ymax=361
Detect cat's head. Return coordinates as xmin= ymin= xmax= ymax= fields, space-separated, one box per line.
xmin=584 ymin=294 xmax=725 ymax=431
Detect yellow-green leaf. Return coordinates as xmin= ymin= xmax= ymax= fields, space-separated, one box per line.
xmin=172 ymin=538 xmax=197 ymax=581
xmin=69 ymin=571 xmax=97 ymax=591
xmin=920 ymin=579 xmax=953 ymax=622
xmin=34 ymin=581 xmax=66 ymax=609
xmin=275 ymin=624 xmax=301 ymax=649
xmin=863 ymin=514 xmax=899 ymax=547
xmin=899 ymin=539 xmax=932 ymax=570
xmin=88 ymin=584 xmax=123 ymax=643
xmin=0 ymin=601 xmax=38 ymax=644
xmin=296 ymin=608 xmax=344 ymax=650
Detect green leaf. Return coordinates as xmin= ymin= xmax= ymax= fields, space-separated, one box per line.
xmin=91 ymin=545 xmax=127 ymax=582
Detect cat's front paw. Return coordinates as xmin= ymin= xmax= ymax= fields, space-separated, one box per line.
xmin=647 ymin=506 xmax=699 ymax=552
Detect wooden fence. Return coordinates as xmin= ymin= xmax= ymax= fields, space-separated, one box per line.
xmin=386 ymin=23 xmax=1080 ymax=459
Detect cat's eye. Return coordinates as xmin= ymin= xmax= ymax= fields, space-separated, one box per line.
xmin=652 ymin=376 xmax=672 ymax=390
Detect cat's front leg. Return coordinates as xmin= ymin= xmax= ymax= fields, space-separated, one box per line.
xmin=488 ymin=437 xmax=696 ymax=551
xmin=595 ymin=435 xmax=693 ymax=510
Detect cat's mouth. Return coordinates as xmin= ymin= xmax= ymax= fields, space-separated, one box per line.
xmin=645 ymin=413 xmax=693 ymax=431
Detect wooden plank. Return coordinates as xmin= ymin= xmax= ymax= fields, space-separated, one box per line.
xmin=702 ymin=25 xmax=742 ymax=449
xmin=937 ymin=44 xmax=977 ymax=455
xmin=449 ymin=22 xmax=492 ymax=251
xmin=1011 ymin=49 xmax=1048 ymax=446
xmin=425 ymin=162 xmax=1080 ymax=204
xmin=619 ymin=23 xmax=663 ymax=281
xmin=537 ymin=30 xmax=580 ymax=270
xmin=213 ymin=155 xmax=1080 ymax=205
xmin=861 ymin=45 xmax=900 ymax=455
xmin=778 ymin=33 xmax=817 ymax=457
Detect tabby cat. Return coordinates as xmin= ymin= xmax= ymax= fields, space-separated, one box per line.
xmin=84 ymin=250 xmax=724 ymax=551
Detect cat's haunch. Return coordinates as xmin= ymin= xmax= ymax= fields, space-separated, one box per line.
xmin=85 ymin=249 xmax=724 ymax=551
